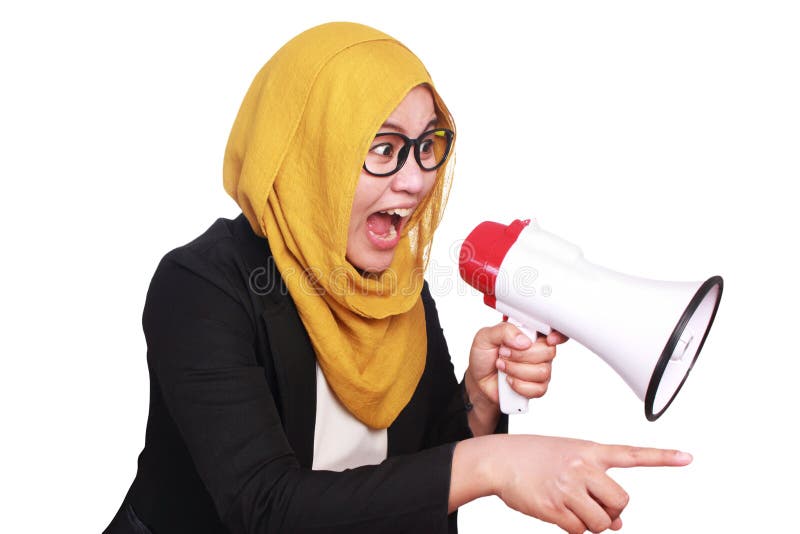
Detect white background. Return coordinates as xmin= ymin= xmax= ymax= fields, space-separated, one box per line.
xmin=2 ymin=1 xmax=798 ymax=532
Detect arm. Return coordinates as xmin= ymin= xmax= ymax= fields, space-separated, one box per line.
xmin=419 ymin=283 xmax=508 ymax=444
xmin=447 ymin=436 xmax=496 ymax=513
xmin=449 ymin=434 xmax=693 ymax=532
xmin=145 ymin=254 xmax=457 ymax=533
xmin=464 ymin=323 xmax=569 ymax=436
xmin=151 ymin=254 xmax=693 ymax=533
xmin=463 ymin=370 xmax=502 ymax=437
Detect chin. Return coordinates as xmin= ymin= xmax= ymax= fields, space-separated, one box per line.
xmin=348 ymin=249 xmax=395 ymax=275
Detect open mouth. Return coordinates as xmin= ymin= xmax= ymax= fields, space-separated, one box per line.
xmin=366 ymin=207 xmax=413 ymax=244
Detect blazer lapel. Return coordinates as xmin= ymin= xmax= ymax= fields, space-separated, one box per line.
xmin=233 ymin=214 xmax=317 ymax=468
xmin=261 ymin=295 xmax=317 ymax=468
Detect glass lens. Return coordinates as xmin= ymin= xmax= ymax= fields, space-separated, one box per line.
xmin=417 ymin=129 xmax=452 ymax=170
xmin=365 ymin=133 xmax=408 ymax=176
xmin=364 ymin=129 xmax=452 ymax=176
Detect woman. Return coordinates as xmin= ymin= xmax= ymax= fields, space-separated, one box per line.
xmin=104 ymin=22 xmax=691 ymax=534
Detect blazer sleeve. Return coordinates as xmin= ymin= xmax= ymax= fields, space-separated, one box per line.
xmin=420 ymin=283 xmax=509 ymax=447
xmin=144 ymin=252 xmax=457 ymax=534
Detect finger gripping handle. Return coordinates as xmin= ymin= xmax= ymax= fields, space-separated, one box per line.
xmin=499 ymin=319 xmax=546 ymax=415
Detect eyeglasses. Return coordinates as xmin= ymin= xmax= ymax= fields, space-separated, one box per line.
xmin=363 ymin=128 xmax=454 ymax=177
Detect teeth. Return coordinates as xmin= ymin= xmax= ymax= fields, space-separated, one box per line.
xmin=378 ymin=207 xmax=413 ymax=217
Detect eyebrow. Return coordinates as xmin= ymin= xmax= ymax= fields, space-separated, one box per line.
xmin=379 ymin=117 xmax=439 ymax=134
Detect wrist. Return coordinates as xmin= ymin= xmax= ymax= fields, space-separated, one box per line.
xmin=474 ymin=435 xmax=503 ymax=497
xmin=464 ymin=367 xmax=497 ymax=411
xmin=449 ymin=436 xmax=502 ymax=512
xmin=463 ymin=368 xmax=502 ymax=437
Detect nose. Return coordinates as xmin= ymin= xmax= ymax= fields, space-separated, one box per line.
xmin=390 ymin=157 xmax=428 ymax=195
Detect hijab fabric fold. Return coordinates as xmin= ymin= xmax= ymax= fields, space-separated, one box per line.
xmin=223 ymin=22 xmax=455 ymax=429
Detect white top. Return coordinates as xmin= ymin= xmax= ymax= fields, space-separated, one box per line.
xmin=311 ymin=362 xmax=388 ymax=471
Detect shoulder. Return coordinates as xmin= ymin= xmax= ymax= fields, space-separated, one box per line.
xmin=162 ymin=214 xmax=263 ymax=273
xmin=144 ymin=214 xmax=276 ymax=328
xmin=152 ymin=214 xmax=271 ymax=294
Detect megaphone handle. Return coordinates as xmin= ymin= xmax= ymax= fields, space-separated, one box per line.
xmin=499 ymin=316 xmax=550 ymax=415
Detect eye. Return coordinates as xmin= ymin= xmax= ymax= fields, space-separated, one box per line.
xmin=419 ymin=138 xmax=434 ymax=156
xmin=370 ymin=143 xmax=394 ymax=157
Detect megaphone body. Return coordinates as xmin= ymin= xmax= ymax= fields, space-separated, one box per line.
xmin=459 ymin=219 xmax=723 ymax=421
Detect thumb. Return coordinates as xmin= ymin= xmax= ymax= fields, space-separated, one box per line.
xmin=475 ymin=322 xmax=532 ymax=351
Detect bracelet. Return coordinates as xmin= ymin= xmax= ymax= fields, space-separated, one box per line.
xmin=461 ymin=376 xmax=474 ymax=412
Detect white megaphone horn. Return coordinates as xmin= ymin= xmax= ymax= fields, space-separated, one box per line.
xmin=459 ymin=218 xmax=723 ymax=421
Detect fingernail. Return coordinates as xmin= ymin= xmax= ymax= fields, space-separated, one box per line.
xmin=499 ymin=346 xmax=511 ymax=358
xmin=496 ymin=359 xmax=506 ymax=371
xmin=675 ymin=451 xmax=693 ymax=463
xmin=506 ymin=375 xmax=513 ymax=385
xmin=514 ymin=334 xmax=528 ymax=346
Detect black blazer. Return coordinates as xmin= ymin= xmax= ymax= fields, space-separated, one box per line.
xmin=104 ymin=214 xmax=507 ymax=534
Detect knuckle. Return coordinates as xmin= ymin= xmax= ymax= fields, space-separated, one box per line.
xmin=519 ymin=382 xmax=539 ymax=398
xmin=565 ymin=520 xmax=588 ymax=534
xmin=539 ymin=496 xmax=560 ymax=516
xmin=617 ymin=491 xmax=630 ymax=509
xmin=566 ymin=455 xmax=589 ymax=472
xmin=521 ymin=380 xmax=546 ymax=398
xmin=540 ymin=365 xmax=552 ymax=381
xmin=585 ymin=441 xmax=602 ymax=455
xmin=529 ymin=389 xmax=545 ymax=399
xmin=555 ymin=470 xmax=575 ymax=492
xmin=588 ymin=515 xmax=612 ymax=533
xmin=476 ymin=327 xmax=492 ymax=341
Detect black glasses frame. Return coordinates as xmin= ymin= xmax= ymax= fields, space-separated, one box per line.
xmin=363 ymin=128 xmax=454 ymax=177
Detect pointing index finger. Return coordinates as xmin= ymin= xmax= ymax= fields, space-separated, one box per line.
xmin=602 ymin=445 xmax=693 ymax=468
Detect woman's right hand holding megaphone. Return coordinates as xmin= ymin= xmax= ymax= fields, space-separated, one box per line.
xmin=449 ymin=434 xmax=692 ymax=533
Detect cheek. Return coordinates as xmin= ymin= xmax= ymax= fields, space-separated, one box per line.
xmin=349 ymin=177 xmax=370 ymax=228
xmin=347 ymin=175 xmax=381 ymax=240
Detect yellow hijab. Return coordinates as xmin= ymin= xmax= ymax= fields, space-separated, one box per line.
xmin=223 ymin=22 xmax=455 ymax=429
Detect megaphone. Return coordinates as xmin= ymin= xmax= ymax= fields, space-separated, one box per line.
xmin=459 ymin=218 xmax=723 ymax=421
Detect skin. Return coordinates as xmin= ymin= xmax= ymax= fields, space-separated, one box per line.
xmin=345 ymin=85 xmax=439 ymax=274
xmin=347 ymin=86 xmax=691 ymax=533
xmin=465 ymin=324 xmax=569 ymax=436
xmin=450 ymin=435 xmax=693 ymax=533
xmin=346 ymin=84 xmax=569 ymax=430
